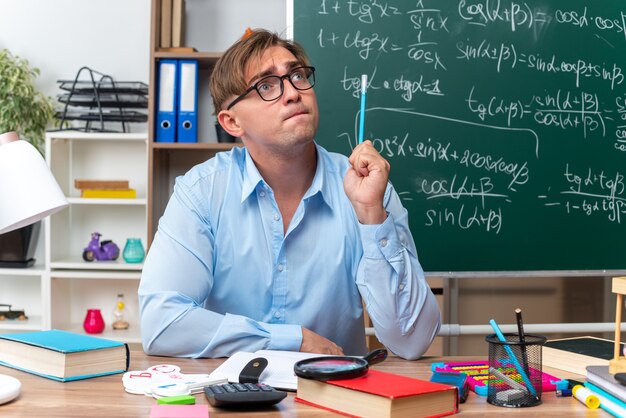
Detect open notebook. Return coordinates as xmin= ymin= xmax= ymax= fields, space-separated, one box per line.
xmin=208 ymin=350 xmax=325 ymax=391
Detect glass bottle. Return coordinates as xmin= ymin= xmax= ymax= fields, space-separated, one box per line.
xmin=123 ymin=238 xmax=145 ymax=263
xmin=112 ymin=293 xmax=129 ymax=330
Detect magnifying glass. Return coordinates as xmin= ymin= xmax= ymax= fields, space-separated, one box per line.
xmin=294 ymin=348 xmax=388 ymax=381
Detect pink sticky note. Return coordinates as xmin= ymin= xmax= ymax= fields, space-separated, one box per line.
xmin=149 ymin=404 xmax=209 ymax=418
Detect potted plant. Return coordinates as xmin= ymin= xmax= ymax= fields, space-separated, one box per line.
xmin=0 ymin=49 xmax=56 ymax=267
xmin=0 ymin=49 xmax=55 ymax=152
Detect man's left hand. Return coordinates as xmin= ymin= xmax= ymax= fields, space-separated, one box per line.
xmin=344 ymin=140 xmax=389 ymax=225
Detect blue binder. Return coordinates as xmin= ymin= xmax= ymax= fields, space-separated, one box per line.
xmin=177 ymin=60 xmax=198 ymax=143
xmin=155 ymin=59 xmax=178 ymax=143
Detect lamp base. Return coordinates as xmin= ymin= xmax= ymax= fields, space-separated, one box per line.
xmin=0 ymin=222 xmax=40 ymax=268
xmin=0 ymin=259 xmax=35 ymax=268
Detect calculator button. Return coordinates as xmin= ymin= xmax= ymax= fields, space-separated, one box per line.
xmin=204 ymin=383 xmax=287 ymax=408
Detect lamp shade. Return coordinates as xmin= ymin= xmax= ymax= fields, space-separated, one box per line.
xmin=0 ymin=132 xmax=68 ymax=234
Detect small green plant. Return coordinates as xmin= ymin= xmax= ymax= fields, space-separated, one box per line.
xmin=0 ymin=49 xmax=55 ymax=152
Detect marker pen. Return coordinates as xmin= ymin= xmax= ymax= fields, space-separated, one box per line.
xmin=358 ymin=74 xmax=367 ymax=144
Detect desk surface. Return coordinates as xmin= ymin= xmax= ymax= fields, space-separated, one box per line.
xmin=0 ymin=351 xmax=609 ymax=417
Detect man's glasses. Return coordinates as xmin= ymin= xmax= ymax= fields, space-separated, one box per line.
xmin=226 ymin=66 xmax=316 ymax=110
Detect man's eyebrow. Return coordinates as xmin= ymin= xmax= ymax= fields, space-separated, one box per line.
xmin=247 ymin=61 xmax=302 ymax=85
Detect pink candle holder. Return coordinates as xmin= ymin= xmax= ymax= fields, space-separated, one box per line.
xmin=83 ymin=309 xmax=105 ymax=334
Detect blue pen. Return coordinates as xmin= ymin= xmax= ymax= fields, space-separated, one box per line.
xmin=489 ymin=319 xmax=537 ymax=397
xmin=358 ymin=74 xmax=367 ymax=144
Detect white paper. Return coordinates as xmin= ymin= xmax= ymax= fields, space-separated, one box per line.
xmin=209 ymin=350 xmax=325 ymax=391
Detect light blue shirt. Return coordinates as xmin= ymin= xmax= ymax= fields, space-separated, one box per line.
xmin=139 ymin=144 xmax=440 ymax=359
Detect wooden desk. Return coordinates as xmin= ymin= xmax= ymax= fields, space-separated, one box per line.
xmin=0 ymin=351 xmax=610 ymax=417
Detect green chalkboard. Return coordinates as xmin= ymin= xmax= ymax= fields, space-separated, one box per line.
xmin=292 ymin=0 xmax=626 ymax=272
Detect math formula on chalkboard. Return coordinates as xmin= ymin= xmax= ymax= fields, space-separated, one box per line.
xmin=293 ymin=0 xmax=626 ymax=271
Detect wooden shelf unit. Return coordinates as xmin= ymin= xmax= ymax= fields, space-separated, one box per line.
xmin=147 ymin=0 xmax=241 ymax=242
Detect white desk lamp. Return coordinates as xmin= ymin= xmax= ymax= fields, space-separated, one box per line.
xmin=0 ymin=131 xmax=68 ymax=404
xmin=0 ymin=131 xmax=68 ymax=234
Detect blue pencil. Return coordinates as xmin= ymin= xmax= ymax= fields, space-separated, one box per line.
xmin=489 ymin=319 xmax=538 ymax=398
xmin=358 ymin=74 xmax=367 ymax=144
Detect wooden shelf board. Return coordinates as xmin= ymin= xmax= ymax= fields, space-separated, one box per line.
xmin=50 ymin=258 xmax=143 ymax=274
xmin=64 ymin=324 xmax=142 ymax=344
xmin=66 ymin=197 xmax=148 ymax=205
xmin=0 ymin=315 xmax=43 ymax=331
xmin=47 ymin=131 xmax=148 ymax=141
xmin=0 ymin=266 xmax=46 ymax=276
xmin=151 ymin=142 xmax=242 ymax=151
xmin=154 ymin=50 xmax=222 ymax=62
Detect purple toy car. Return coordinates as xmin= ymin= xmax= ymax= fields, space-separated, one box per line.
xmin=82 ymin=232 xmax=120 ymax=262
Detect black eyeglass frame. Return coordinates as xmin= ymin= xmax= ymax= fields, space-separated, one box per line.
xmin=226 ymin=66 xmax=316 ymax=110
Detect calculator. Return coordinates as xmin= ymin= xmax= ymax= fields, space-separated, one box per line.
xmin=203 ymin=382 xmax=287 ymax=407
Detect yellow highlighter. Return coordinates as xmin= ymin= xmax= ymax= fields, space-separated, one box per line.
xmin=572 ymin=385 xmax=600 ymax=409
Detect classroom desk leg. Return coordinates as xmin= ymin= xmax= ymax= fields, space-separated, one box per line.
xmin=443 ymin=277 xmax=459 ymax=356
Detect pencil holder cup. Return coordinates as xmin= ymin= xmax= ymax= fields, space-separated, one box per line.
xmin=485 ymin=333 xmax=547 ymax=408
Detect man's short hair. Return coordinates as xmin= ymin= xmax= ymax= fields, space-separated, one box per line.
xmin=209 ymin=29 xmax=311 ymax=112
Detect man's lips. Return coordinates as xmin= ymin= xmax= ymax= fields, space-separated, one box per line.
xmin=284 ymin=109 xmax=308 ymax=120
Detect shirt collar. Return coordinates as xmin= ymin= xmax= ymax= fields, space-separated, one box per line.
xmin=239 ymin=145 xmax=335 ymax=210
xmin=241 ymin=148 xmax=264 ymax=202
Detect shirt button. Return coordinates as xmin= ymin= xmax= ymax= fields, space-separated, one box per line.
xmin=380 ymin=238 xmax=388 ymax=247
xmin=399 ymin=283 xmax=405 ymax=290
xmin=274 ymin=311 xmax=281 ymax=318
xmin=273 ymin=213 xmax=280 ymax=221
xmin=277 ymin=264 xmax=284 ymax=272
xmin=259 ymin=191 xmax=266 ymax=197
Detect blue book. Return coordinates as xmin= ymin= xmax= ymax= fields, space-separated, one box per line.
xmin=0 ymin=329 xmax=129 ymax=381
xmin=586 ymin=365 xmax=626 ymax=402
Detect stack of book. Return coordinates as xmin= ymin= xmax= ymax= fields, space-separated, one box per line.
xmin=543 ymin=336 xmax=621 ymax=376
xmin=160 ymin=0 xmax=189 ymax=50
xmin=0 ymin=329 xmax=129 ymax=381
xmin=296 ymin=369 xmax=458 ymax=418
xmin=542 ymin=335 xmax=626 ymax=416
xmin=75 ymin=179 xmax=136 ymax=199
xmin=585 ymin=366 xmax=626 ymax=417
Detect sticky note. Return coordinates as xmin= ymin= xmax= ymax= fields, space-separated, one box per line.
xmin=149 ymin=404 xmax=208 ymax=418
xmin=157 ymin=395 xmax=196 ymax=405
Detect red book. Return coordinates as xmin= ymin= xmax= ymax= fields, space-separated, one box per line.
xmin=295 ymin=369 xmax=458 ymax=418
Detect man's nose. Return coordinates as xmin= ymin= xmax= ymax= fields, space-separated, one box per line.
xmin=281 ymin=77 xmax=301 ymax=103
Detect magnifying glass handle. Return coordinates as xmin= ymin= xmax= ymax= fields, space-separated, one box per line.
xmin=363 ymin=348 xmax=388 ymax=366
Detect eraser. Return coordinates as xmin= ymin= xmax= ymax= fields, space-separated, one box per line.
xmin=157 ymin=395 xmax=196 ymax=405
xmin=496 ymin=388 xmax=526 ymax=403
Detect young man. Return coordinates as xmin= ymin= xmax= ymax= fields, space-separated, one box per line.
xmin=139 ymin=29 xmax=440 ymax=360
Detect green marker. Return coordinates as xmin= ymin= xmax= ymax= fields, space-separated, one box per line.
xmin=157 ymin=395 xmax=196 ymax=405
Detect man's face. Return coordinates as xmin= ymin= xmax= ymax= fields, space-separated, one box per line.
xmin=229 ymin=46 xmax=319 ymax=153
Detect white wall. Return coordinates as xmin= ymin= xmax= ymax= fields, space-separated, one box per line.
xmin=0 ymin=0 xmax=151 ymax=101
xmin=0 ymin=0 xmax=287 ymax=133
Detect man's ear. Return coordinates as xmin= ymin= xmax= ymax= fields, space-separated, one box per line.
xmin=217 ymin=110 xmax=244 ymax=138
